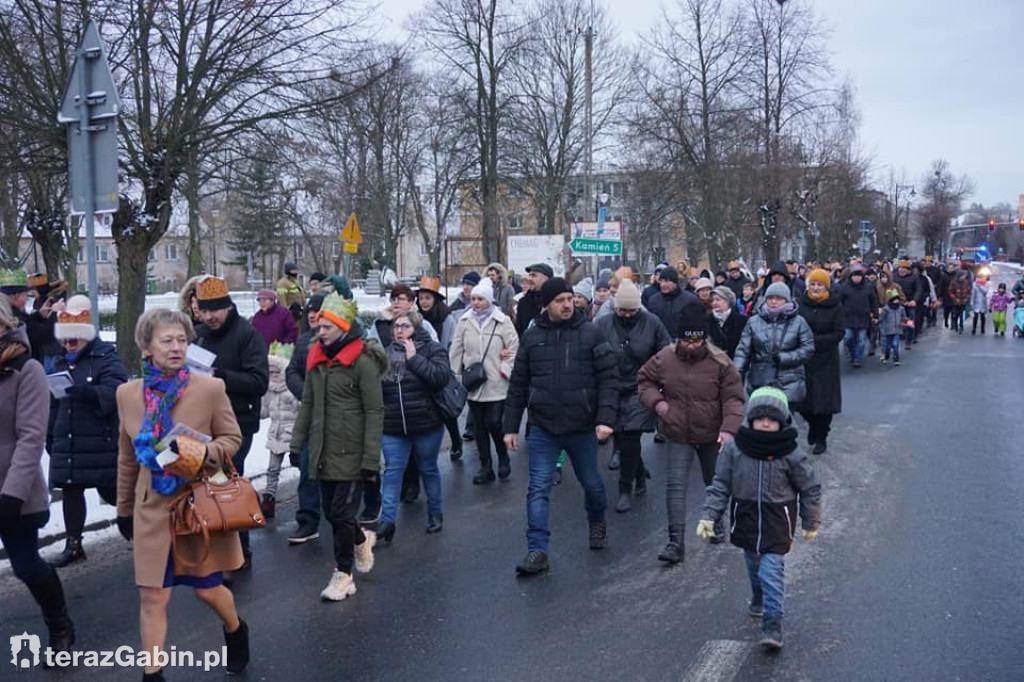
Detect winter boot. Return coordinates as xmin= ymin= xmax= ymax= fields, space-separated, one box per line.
xmin=760 ymin=616 xmax=783 ymax=650
xmin=26 ymin=571 xmax=75 ymax=667
xmin=614 ymin=489 xmax=631 ymax=513
xmin=749 ymin=590 xmax=764 ymax=618
xmin=497 ymin=453 xmax=511 ymax=480
xmin=259 ymin=494 xmax=276 ymax=520
xmin=50 ymin=536 xmax=86 ymax=568
xmin=588 ymin=521 xmax=608 ymax=550
xmin=223 ymin=617 xmax=250 ymax=674
xmin=515 ymin=551 xmax=549 ymax=576
xmin=425 ymin=514 xmax=443 ymax=534
xmin=635 ymin=469 xmax=650 ymax=496
xmin=657 ymin=525 xmax=685 ymax=564
xmin=472 ymin=466 xmax=496 ymax=484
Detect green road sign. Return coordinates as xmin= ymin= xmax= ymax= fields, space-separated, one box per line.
xmin=569 ymin=238 xmax=622 ymax=255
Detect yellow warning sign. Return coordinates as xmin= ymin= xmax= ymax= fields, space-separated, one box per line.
xmin=340 ymin=213 xmax=362 ymax=243
xmin=343 ymin=242 xmax=358 ymax=254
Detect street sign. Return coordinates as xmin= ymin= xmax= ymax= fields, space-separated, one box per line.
xmin=570 ymin=238 xmax=622 ymax=255
xmin=343 ymin=242 xmax=358 ymax=254
xmin=59 ymin=19 xmax=120 ymax=215
xmin=857 ymin=236 xmax=871 ymax=253
xmin=340 ymin=212 xmax=362 ymax=243
xmin=572 ymin=221 xmax=621 ymax=241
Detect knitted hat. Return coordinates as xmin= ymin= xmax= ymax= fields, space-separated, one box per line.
xmin=0 ymin=268 xmax=29 ymax=295
xmin=595 ymin=275 xmax=611 ymax=292
xmin=324 ymin=275 xmax=353 ymax=299
xmin=417 ymin=275 xmax=444 ymax=299
xmin=614 ymin=279 xmax=642 ymax=309
xmin=196 ymin=276 xmax=232 ymax=310
xmin=654 ymin=261 xmax=669 ymax=274
xmin=540 ymin=277 xmax=573 ymax=307
xmin=309 ymin=272 xmax=326 ymax=283
xmin=887 ymin=289 xmax=900 ymax=301
xmin=765 ymin=281 xmax=792 ymax=302
xmin=471 ymin=278 xmax=494 ymax=303
xmin=54 ymin=295 xmax=96 ymax=342
xmin=694 ymin=277 xmax=713 ymax=292
xmin=678 ymin=302 xmax=708 ymax=338
xmin=526 ymin=263 xmax=554 ymax=279
xmin=461 ymin=271 xmax=482 ymax=287
xmin=659 ymin=266 xmax=680 ymax=284
xmin=306 ymin=291 xmax=327 ymax=313
xmin=256 ymin=289 xmax=277 ymax=302
xmin=746 ymin=386 xmax=791 ymax=426
xmin=317 ymin=292 xmax=358 ymax=332
xmin=573 ymin=277 xmax=594 ymax=303
xmin=806 ymin=269 xmax=831 ymax=288
xmin=284 ymin=262 xmax=299 ymax=275
xmin=711 ymin=285 xmax=736 ymax=309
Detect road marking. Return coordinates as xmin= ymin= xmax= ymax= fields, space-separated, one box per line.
xmin=681 ymin=640 xmax=753 ymax=682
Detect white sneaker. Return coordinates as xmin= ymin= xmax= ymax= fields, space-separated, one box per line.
xmin=355 ymin=530 xmax=376 ymax=574
xmin=320 ymin=570 xmax=356 ymax=601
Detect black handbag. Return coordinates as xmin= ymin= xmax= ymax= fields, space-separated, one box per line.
xmin=462 ymin=325 xmax=498 ymax=391
xmin=435 ymin=372 xmax=469 ymax=421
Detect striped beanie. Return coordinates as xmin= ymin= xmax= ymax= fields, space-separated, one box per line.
xmin=746 ymin=386 xmax=791 ymax=426
xmin=317 ymin=292 xmax=358 ymax=332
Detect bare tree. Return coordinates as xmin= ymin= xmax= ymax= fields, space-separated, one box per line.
xmin=917 ymin=159 xmax=973 ymax=257
xmin=417 ymin=0 xmax=529 ymax=263
xmin=100 ymin=0 xmax=372 ymax=369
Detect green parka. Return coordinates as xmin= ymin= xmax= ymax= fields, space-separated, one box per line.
xmin=290 ymin=336 xmax=388 ymax=481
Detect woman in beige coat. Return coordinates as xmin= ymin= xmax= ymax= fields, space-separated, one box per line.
xmin=449 ymin=279 xmax=519 ymax=484
xmin=116 ymin=308 xmax=248 ymax=681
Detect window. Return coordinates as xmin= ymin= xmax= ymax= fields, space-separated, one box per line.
xmin=331 ymin=242 xmax=340 ymax=257
xmin=148 ymin=248 xmax=158 ymax=262
xmin=165 ymin=243 xmax=178 ymax=261
xmin=97 ymin=245 xmax=110 ymax=263
xmin=294 ymin=242 xmax=305 ymax=259
xmin=418 ymin=238 xmax=429 ymax=257
xmin=508 ymin=216 xmax=522 ymax=231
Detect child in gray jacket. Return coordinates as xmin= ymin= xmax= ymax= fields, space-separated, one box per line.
xmin=698 ymin=387 xmax=821 ymax=651
xmin=878 ymin=289 xmax=907 ymax=365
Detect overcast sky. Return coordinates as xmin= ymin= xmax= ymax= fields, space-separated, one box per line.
xmin=380 ymin=0 xmax=1023 ymax=209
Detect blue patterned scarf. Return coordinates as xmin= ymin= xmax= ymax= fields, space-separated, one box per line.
xmin=133 ymin=362 xmax=190 ymax=494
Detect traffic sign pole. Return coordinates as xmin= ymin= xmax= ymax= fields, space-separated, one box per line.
xmin=77 ymin=44 xmax=99 ymax=325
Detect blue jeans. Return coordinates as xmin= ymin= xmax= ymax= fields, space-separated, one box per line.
xmin=883 ymin=334 xmax=901 ymax=362
xmin=295 ymin=445 xmax=321 ymax=528
xmin=744 ymin=550 xmax=785 ymax=619
xmin=844 ymin=327 xmax=867 ymax=363
xmin=380 ymin=427 xmax=445 ymax=523
xmin=526 ymin=426 xmax=607 ymax=552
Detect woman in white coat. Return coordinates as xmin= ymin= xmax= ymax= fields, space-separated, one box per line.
xmin=449 ymin=279 xmax=519 ymax=484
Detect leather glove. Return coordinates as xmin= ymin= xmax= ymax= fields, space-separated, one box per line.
xmin=0 ymin=494 xmax=24 ymax=533
xmin=655 ymin=401 xmax=670 ymax=417
xmin=116 ymin=515 xmax=134 ymax=542
xmin=360 ymin=469 xmax=378 ymax=482
xmin=801 ymin=528 xmax=818 ymax=541
xmin=289 ymin=451 xmax=301 ymax=468
xmin=696 ymin=519 xmax=716 ymax=539
xmin=63 ymin=384 xmax=98 ymax=402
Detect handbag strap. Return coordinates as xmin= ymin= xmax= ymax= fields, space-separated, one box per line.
xmin=466 ymin=321 xmax=498 ymax=368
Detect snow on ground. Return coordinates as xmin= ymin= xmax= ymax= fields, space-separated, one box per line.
xmin=0 ymin=417 xmax=295 ymax=571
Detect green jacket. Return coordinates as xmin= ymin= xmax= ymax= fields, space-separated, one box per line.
xmin=290 ymin=337 xmax=388 ymax=481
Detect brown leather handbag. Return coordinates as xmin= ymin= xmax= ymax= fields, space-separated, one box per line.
xmin=168 ymin=453 xmax=265 ymax=568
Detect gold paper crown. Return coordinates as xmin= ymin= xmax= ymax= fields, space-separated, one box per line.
xmin=57 ymin=309 xmax=91 ymax=324
xmin=196 ymin=276 xmax=229 ymax=301
xmin=28 ymin=273 xmax=48 ymax=288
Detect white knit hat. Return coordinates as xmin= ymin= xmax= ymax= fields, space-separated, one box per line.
xmin=54 ymin=295 xmax=97 ymax=342
xmin=471 ymin=278 xmax=494 ymax=303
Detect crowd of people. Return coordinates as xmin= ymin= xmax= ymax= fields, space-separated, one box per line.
xmin=1 ymin=254 xmax=1022 ymax=677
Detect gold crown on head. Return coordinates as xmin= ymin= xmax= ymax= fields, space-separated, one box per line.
xmin=196 ymin=276 xmax=229 ymax=301
xmin=57 ymin=309 xmax=91 ymax=324
xmin=28 ymin=273 xmax=48 ymax=288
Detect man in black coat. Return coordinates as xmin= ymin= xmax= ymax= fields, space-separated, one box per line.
xmin=514 ymin=263 xmax=552 ymax=337
xmin=838 ymin=265 xmax=878 ymax=367
xmin=645 ymin=266 xmax=700 ymax=338
xmin=723 ymin=260 xmax=750 ymax=302
xmin=893 ymin=260 xmax=923 ymax=345
xmin=284 ymin=292 xmax=326 ymax=543
xmin=503 ymin=278 xmax=618 ymax=575
xmin=194 ymin=276 xmax=269 ymax=565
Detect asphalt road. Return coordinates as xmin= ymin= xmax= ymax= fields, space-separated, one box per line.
xmin=3 ymin=322 xmax=1023 ymax=681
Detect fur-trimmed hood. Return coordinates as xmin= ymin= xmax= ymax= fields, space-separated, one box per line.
xmin=486 ymin=262 xmax=508 ymax=286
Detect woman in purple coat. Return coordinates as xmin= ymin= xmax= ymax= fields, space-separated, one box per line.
xmin=252 ymin=289 xmax=298 ymax=347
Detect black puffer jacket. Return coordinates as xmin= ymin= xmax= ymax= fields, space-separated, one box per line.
xmin=894 ymin=270 xmax=923 ymax=303
xmin=381 ymin=336 xmax=450 ymax=436
xmin=646 ymin=286 xmax=700 ymax=338
xmin=195 ymin=307 xmax=270 ymax=436
xmin=795 ymin=294 xmax=844 ymax=416
xmin=46 ymin=339 xmax=127 ymax=489
xmin=838 ymin=278 xmax=877 ymax=329
xmin=515 ymin=290 xmax=544 ymax=337
xmin=286 ymin=328 xmax=315 ymax=400
xmin=594 ymin=309 xmax=671 ymax=432
xmin=503 ymin=309 xmax=618 ymax=435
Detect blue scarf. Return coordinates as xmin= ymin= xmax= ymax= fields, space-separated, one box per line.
xmin=64 ymin=350 xmax=81 ymax=365
xmin=133 ymin=362 xmax=191 ymax=494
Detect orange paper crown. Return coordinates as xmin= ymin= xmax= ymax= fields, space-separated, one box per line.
xmin=57 ymin=309 xmax=91 ymax=324
xmin=28 ymin=273 xmax=48 ymax=288
xmin=196 ymin=276 xmax=230 ymax=301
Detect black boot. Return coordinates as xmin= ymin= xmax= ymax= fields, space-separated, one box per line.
xmin=497 ymin=453 xmax=511 ymax=480
xmin=26 ymin=571 xmax=75 ymax=666
xmin=760 ymin=616 xmax=783 ymax=650
xmin=607 ymin=449 xmax=620 ymax=470
xmin=472 ymin=467 xmax=496 ymax=484
xmin=657 ymin=525 xmax=686 ymax=564
xmin=224 ymin=617 xmax=250 ymax=674
xmin=376 ymin=522 xmax=396 ymax=543
xmin=634 ymin=469 xmax=650 ymax=497
xmin=50 ymin=536 xmax=86 ymax=568
xmin=425 ymin=514 xmax=443 ymax=534
xmin=142 ymin=669 xmax=166 ymax=681
xmin=588 ymin=521 xmax=607 ymax=550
